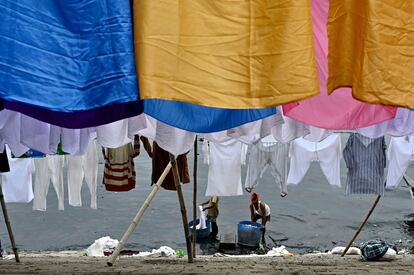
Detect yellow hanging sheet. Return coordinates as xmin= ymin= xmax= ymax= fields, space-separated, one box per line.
xmin=328 ymin=0 xmax=414 ymax=107
xmin=134 ymin=0 xmax=318 ymax=108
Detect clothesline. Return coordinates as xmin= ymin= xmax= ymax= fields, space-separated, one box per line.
xmin=2 ymin=131 xmax=413 ymax=212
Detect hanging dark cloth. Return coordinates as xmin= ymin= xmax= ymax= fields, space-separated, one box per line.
xmin=0 ymin=146 xmax=10 ymax=173
xmin=141 ymin=137 xmax=190 ymax=191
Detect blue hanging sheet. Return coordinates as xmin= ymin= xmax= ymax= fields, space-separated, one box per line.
xmin=144 ymin=99 xmax=277 ymax=133
xmin=0 ymin=0 xmax=139 ymax=115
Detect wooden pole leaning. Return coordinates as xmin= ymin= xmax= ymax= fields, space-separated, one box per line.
xmin=192 ymin=137 xmax=198 ymax=257
xmin=0 ymin=183 xmax=20 ymax=263
xmin=168 ymin=153 xmax=193 ymax=263
xmin=107 ymin=162 xmax=173 ymax=266
xmin=341 ymin=194 xmax=381 ymax=257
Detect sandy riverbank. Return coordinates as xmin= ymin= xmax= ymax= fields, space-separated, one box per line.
xmin=0 ymin=251 xmax=413 ymax=274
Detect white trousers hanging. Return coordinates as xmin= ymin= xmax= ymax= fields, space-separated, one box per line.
xmin=287 ymin=134 xmax=341 ymax=187
xmin=32 ymin=155 xmax=65 ymax=211
xmin=66 ymin=140 xmax=98 ymax=209
xmin=386 ymin=136 xmax=414 ymax=189
xmin=245 ymin=140 xmax=290 ymax=196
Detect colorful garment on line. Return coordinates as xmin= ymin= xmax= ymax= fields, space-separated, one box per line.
xmin=283 ymin=0 xmax=396 ymax=130
xmin=144 ymin=99 xmax=277 ymax=133
xmin=135 ymin=0 xmax=318 ymax=108
xmin=0 ymin=0 xmax=141 ymax=127
xmin=328 ymin=0 xmax=414 ymax=107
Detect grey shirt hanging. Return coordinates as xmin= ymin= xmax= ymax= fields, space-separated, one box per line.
xmin=343 ymin=134 xmax=386 ymax=196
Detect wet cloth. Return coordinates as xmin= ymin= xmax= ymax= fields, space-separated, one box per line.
xmin=244 ymin=137 xmax=290 ymax=197
xmin=357 ymin=109 xmax=414 ymax=139
xmin=32 ymin=155 xmax=65 ymax=211
xmin=343 ymin=134 xmax=386 ymax=196
xmin=143 ymin=140 xmax=190 ymax=191
xmin=287 ymin=134 xmax=342 ymax=187
xmin=386 ymin=136 xmax=414 ymax=190
xmin=327 ymin=0 xmax=414 ymax=107
xmin=1 ymin=146 xmax=34 ymax=203
xmin=283 ymin=0 xmax=396 ymax=130
xmin=102 ymin=140 xmax=139 ymax=192
xmin=134 ymin=1 xmax=318 ymax=108
xmin=203 ymin=140 xmax=243 ymax=197
xmin=67 ymin=140 xmax=98 ymax=209
xmin=0 ymin=1 xmax=140 ymax=120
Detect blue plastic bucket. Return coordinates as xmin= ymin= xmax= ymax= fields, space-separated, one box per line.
xmin=189 ymin=219 xmax=211 ymax=240
xmin=237 ymin=221 xmax=263 ymax=247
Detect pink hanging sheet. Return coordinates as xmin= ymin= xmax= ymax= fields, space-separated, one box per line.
xmin=282 ymin=0 xmax=396 ymax=130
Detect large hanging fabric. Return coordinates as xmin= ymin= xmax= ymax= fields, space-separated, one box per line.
xmin=327 ymin=0 xmax=414 ymax=107
xmin=282 ymin=0 xmax=396 ymax=130
xmin=0 ymin=0 xmax=141 ymax=127
xmin=134 ymin=0 xmax=319 ymax=108
xmin=144 ymin=99 xmax=277 ymax=133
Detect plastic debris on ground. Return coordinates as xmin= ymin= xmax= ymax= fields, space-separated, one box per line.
xmin=85 ymin=236 xmax=119 ymax=257
xmin=213 ymin=246 xmax=293 ymax=257
xmin=330 ymin=246 xmax=361 ymax=255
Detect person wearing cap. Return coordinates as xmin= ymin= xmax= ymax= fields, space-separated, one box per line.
xmin=201 ymin=196 xmax=219 ymax=240
xmin=250 ymin=193 xmax=270 ymax=243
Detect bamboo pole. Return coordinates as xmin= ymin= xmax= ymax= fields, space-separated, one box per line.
xmin=192 ymin=137 xmax=198 ymax=257
xmin=169 ymin=153 xmax=193 ymax=263
xmin=341 ymin=194 xmax=381 ymax=257
xmin=403 ymin=175 xmax=414 ymax=201
xmin=0 ymin=183 xmax=20 ymax=263
xmin=107 ymin=162 xmax=173 ymax=266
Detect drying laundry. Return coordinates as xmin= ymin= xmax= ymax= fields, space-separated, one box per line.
xmin=143 ymin=99 xmax=277 ymax=134
xmin=283 ymin=0 xmax=396 ymax=130
xmin=357 ymin=109 xmax=414 ymax=139
xmin=1 ymin=146 xmax=34 ymax=203
xmin=134 ymin=1 xmax=318 ymax=108
xmin=226 ymin=112 xmax=285 ymax=144
xmin=102 ymin=139 xmax=139 ymax=192
xmin=142 ymin=139 xmax=190 ymax=191
xmin=287 ymin=134 xmax=341 ymax=187
xmin=0 ymin=0 xmax=141 ymax=128
xmin=0 ymin=146 xmax=10 ymax=173
xmin=386 ymin=136 xmax=414 ymax=189
xmin=0 ymin=110 xmax=29 ymax=157
xmin=138 ymin=115 xmax=196 ymax=157
xmin=203 ymin=139 xmax=243 ymax=197
xmin=20 ymin=113 xmax=98 ymax=156
xmin=96 ymin=115 xmax=146 ymax=149
xmin=343 ymin=134 xmax=386 ymax=196
xmin=327 ymin=0 xmax=414 ymax=107
xmin=244 ymin=135 xmax=290 ymax=197
xmin=67 ymin=140 xmax=98 ymax=209
xmin=32 ymin=155 xmax=65 ymax=211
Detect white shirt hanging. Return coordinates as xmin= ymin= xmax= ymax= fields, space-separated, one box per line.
xmin=1 ymin=146 xmax=35 ymax=203
xmin=203 ymin=139 xmax=243 ymax=196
